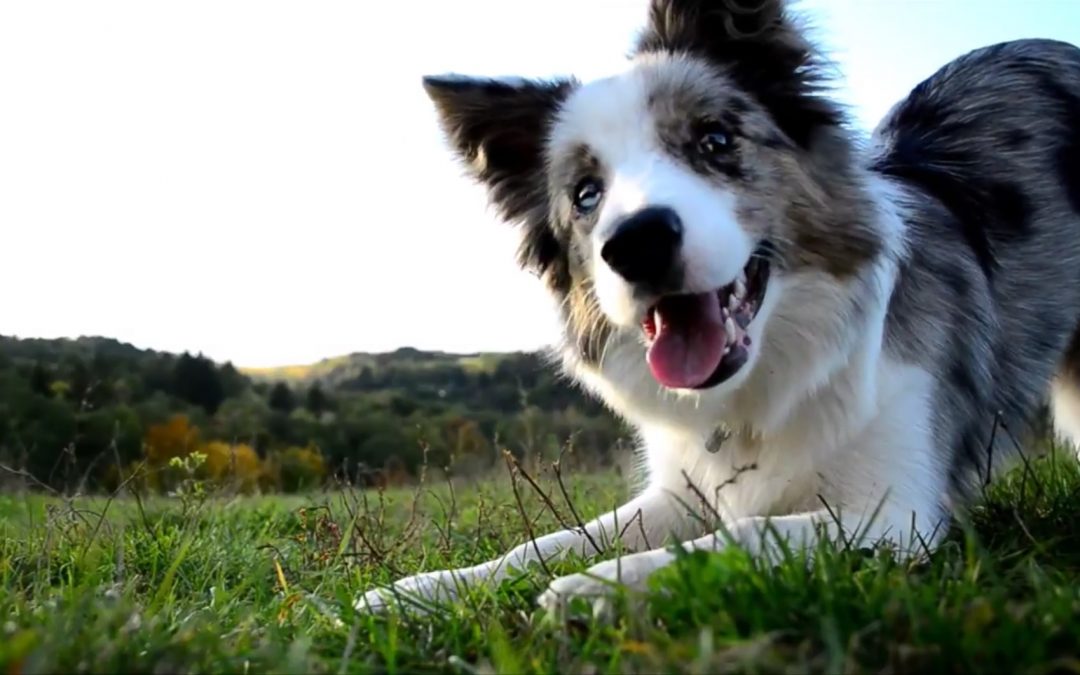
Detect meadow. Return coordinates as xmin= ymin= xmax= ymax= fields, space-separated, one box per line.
xmin=2 ymin=448 xmax=1080 ymax=674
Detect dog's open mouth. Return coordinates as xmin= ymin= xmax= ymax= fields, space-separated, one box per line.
xmin=642 ymin=255 xmax=770 ymax=390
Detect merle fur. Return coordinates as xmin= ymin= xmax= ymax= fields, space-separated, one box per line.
xmin=633 ymin=0 xmax=842 ymax=149
xmin=874 ymin=38 xmax=1080 ymax=496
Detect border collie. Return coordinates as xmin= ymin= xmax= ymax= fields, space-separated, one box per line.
xmin=360 ymin=0 xmax=1080 ymax=614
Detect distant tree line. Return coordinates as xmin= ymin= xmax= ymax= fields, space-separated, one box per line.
xmin=0 ymin=336 xmax=629 ymax=493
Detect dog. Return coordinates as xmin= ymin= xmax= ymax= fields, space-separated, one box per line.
xmin=359 ymin=0 xmax=1080 ymax=615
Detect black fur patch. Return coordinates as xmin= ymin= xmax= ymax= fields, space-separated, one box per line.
xmin=946 ymin=356 xmax=980 ymax=404
xmin=947 ymin=339 xmax=999 ymax=496
xmin=1023 ymin=70 xmax=1080 ymax=216
xmin=634 ymin=0 xmax=843 ymax=149
xmin=645 ymin=69 xmax=755 ymax=183
xmin=939 ymin=257 xmax=973 ymax=300
xmin=675 ymin=117 xmax=746 ymax=181
xmin=1005 ymin=127 xmax=1033 ymax=149
xmin=871 ymin=92 xmax=1034 ymax=278
xmin=1054 ymin=86 xmax=1080 ymax=216
xmin=1062 ymin=126 xmax=1080 ymax=216
xmin=949 ymin=416 xmax=992 ymax=498
xmin=422 ymin=76 xmax=577 ymax=291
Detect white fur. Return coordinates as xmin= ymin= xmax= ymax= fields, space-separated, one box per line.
xmin=552 ymin=60 xmax=754 ymax=328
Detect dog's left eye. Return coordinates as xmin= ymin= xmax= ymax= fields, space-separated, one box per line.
xmin=572 ymin=177 xmax=604 ymax=215
xmin=696 ymin=125 xmax=733 ymax=157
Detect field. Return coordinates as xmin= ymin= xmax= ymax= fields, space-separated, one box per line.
xmin=2 ymin=450 xmax=1080 ymax=674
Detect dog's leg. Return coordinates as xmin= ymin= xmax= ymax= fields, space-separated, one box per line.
xmin=537 ymin=498 xmax=947 ymax=614
xmin=356 ymin=488 xmax=691 ymax=613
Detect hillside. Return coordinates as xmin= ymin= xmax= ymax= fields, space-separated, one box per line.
xmin=241 ymin=347 xmax=507 ymax=388
xmin=0 ymin=335 xmax=625 ymax=493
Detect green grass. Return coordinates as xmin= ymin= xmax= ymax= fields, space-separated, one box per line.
xmin=2 ymin=450 xmax=1080 ymax=674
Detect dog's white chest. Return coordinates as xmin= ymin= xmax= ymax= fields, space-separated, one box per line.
xmin=644 ymin=425 xmax=825 ymax=522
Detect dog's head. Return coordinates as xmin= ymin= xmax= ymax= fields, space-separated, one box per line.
xmin=422 ymin=0 xmax=882 ymax=401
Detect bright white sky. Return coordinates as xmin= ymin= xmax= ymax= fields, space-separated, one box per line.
xmin=2 ymin=1 xmax=1078 ymax=367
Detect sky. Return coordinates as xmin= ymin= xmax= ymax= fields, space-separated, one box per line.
xmin=2 ymin=1 xmax=1079 ymax=367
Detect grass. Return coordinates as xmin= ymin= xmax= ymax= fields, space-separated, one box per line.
xmin=2 ymin=449 xmax=1080 ymax=674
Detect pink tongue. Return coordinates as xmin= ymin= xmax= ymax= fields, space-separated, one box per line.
xmin=646 ymin=292 xmax=727 ymax=389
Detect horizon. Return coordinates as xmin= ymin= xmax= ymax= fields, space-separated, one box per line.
xmin=0 ymin=332 xmax=534 ymax=369
xmin=3 ymin=1 xmax=1079 ymax=368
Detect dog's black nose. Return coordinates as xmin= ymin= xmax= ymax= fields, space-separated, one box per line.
xmin=600 ymin=206 xmax=683 ymax=288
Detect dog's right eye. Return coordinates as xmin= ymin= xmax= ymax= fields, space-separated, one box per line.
xmin=572 ymin=177 xmax=604 ymax=215
xmin=696 ymin=124 xmax=733 ymax=158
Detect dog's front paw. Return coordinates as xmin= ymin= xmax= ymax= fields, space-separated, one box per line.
xmin=536 ymin=549 xmax=673 ymax=619
xmin=356 ymin=568 xmax=470 ymax=615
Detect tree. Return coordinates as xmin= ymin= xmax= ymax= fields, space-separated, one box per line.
xmin=144 ymin=414 xmax=200 ymax=465
xmin=389 ymin=394 xmax=417 ymax=417
xmin=68 ymin=358 xmax=92 ymax=405
xmin=29 ymin=362 xmax=52 ymax=397
xmin=201 ymin=440 xmax=261 ymax=493
xmin=268 ymin=382 xmax=296 ymax=413
xmin=76 ymin=406 xmax=143 ymax=468
xmin=215 ymin=391 xmax=271 ymax=446
xmin=8 ymin=393 xmax=77 ymax=483
xmin=267 ymin=445 xmax=326 ymax=492
xmin=172 ymin=353 xmax=225 ymax=414
xmin=217 ymin=362 xmax=248 ymax=399
xmin=305 ymin=383 xmax=330 ymax=416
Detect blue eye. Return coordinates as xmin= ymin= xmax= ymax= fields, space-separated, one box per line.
xmin=573 ymin=177 xmax=604 ymax=215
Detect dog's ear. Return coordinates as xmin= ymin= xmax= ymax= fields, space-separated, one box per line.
xmin=422 ymin=75 xmax=574 ymax=224
xmin=422 ymin=75 xmax=575 ymax=282
xmin=635 ymin=0 xmax=841 ymax=148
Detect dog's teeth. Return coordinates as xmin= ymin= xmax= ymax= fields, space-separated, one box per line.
xmin=724 ymin=316 xmax=736 ymax=340
xmin=734 ymin=278 xmax=746 ymax=300
xmin=727 ymin=294 xmax=739 ymax=311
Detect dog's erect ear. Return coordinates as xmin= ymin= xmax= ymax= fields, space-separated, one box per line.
xmin=422 ymin=75 xmax=574 ymax=223
xmin=635 ymin=0 xmax=841 ymax=148
xmin=422 ymin=75 xmax=576 ymax=282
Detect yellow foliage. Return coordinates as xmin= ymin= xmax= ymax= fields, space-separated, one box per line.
xmin=200 ymin=441 xmax=261 ymax=492
xmin=454 ymin=419 xmax=487 ymax=458
xmin=262 ymin=444 xmax=327 ymax=492
xmin=140 ymin=414 xmax=328 ymax=493
xmin=289 ymin=444 xmax=325 ymax=476
xmin=49 ymin=380 xmax=71 ymax=399
xmin=144 ymin=415 xmax=201 ymax=465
